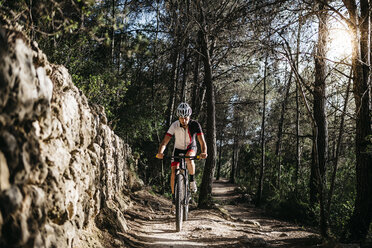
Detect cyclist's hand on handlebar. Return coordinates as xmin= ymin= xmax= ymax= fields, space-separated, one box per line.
xmin=200 ymin=153 xmax=207 ymax=159
xmin=156 ymin=153 xmax=164 ymax=159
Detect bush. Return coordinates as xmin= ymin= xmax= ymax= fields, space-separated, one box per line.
xmin=266 ymin=191 xmax=316 ymax=226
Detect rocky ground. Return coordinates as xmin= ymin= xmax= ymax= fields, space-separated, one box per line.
xmin=109 ymin=180 xmax=324 ymax=248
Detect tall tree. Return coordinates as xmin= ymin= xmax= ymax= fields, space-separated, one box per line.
xmin=256 ymin=55 xmax=268 ymax=207
xmin=191 ymin=32 xmax=204 ymax=119
xmin=230 ymin=107 xmax=242 ymax=184
xmin=311 ymin=0 xmax=330 ymax=237
xmin=341 ymin=0 xmax=372 ymax=242
xmin=165 ymin=0 xmax=181 ymax=127
xmin=194 ymin=0 xmax=250 ymax=207
xmin=197 ymin=0 xmax=217 ymax=208
xmin=275 ymin=67 xmax=292 ymax=190
xmin=294 ymin=16 xmax=302 ymax=187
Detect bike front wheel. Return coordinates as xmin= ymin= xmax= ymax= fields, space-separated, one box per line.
xmin=183 ymin=183 xmax=190 ymax=221
xmin=175 ymin=174 xmax=185 ymax=232
xmin=183 ymin=198 xmax=189 ymax=221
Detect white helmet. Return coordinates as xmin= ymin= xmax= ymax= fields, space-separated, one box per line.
xmin=176 ymin=102 xmax=192 ymax=117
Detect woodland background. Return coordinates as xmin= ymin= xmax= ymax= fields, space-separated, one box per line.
xmin=1 ymin=0 xmax=371 ymax=245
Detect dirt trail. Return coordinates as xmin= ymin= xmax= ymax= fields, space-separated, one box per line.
xmin=119 ymin=180 xmax=321 ymax=247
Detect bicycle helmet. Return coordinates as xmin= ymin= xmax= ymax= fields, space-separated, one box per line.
xmin=176 ymin=102 xmax=192 ymax=117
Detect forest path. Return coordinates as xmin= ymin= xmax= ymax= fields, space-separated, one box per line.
xmin=118 ymin=179 xmax=321 ymax=247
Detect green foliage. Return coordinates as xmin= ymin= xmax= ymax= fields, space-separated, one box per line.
xmin=234 ymin=129 xmax=358 ymax=237
xmin=0 ymin=0 xmax=94 ymax=36
xmin=266 ymin=190 xmax=316 ymax=225
xmin=327 ymin=156 xmax=356 ymax=237
xmin=329 ymin=200 xmax=354 ymax=236
xmin=73 ymin=73 xmax=129 ymax=120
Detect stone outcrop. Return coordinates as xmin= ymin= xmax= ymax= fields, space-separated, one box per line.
xmin=0 ymin=24 xmax=142 ymax=247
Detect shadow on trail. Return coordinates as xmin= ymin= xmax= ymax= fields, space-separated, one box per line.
xmin=267 ymin=236 xmax=321 ymax=248
xmin=212 ymin=179 xmax=322 ymax=248
xmin=120 ymin=231 xmax=246 ymax=248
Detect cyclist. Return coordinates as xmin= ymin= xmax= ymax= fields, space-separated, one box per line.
xmin=156 ymin=102 xmax=207 ymax=204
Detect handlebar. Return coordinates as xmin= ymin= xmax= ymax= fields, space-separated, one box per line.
xmin=156 ymin=154 xmax=203 ymax=160
xmin=171 ymin=155 xmax=200 ymax=160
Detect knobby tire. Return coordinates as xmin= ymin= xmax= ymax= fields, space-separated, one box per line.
xmin=175 ymin=174 xmax=184 ymax=232
xmin=183 ymin=176 xmax=189 ymax=221
xmin=183 ymin=192 xmax=189 ymax=221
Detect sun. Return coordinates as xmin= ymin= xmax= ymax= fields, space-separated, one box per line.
xmin=328 ymin=27 xmax=353 ymax=60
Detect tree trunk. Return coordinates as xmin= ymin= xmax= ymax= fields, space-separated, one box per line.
xmin=230 ymin=137 xmax=238 ymax=183
xmin=275 ymin=68 xmax=292 ymax=189
xmin=216 ymin=114 xmax=227 ymax=181
xmin=117 ymin=33 xmax=122 ymax=74
xmin=256 ymin=55 xmax=268 ymax=207
xmin=191 ymin=31 xmax=206 ymax=119
xmin=343 ymin=0 xmax=372 ymax=242
xmin=191 ymin=41 xmax=201 ymax=113
xmin=230 ymin=110 xmax=240 ymax=184
xmin=216 ymin=137 xmax=223 ymax=181
xmin=111 ymin=0 xmax=116 ymax=64
xmin=309 ymin=139 xmax=317 ymax=204
xmin=153 ymin=0 xmax=163 ymax=194
xmin=295 ymin=76 xmax=301 ymax=186
xmin=198 ymin=0 xmax=217 ymax=209
xmin=311 ymin=0 xmax=329 ymax=237
xmin=180 ymin=0 xmax=190 ymax=102
xmin=181 ymin=48 xmax=188 ymax=102
xmin=230 ymin=144 xmax=235 ymax=183
xmin=294 ymin=17 xmax=302 ymax=186
xmin=165 ymin=1 xmax=181 ymax=127
xmin=166 ymin=49 xmax=179 ymax=127
xmin=235 ymin=149 xmax=240 ymax=179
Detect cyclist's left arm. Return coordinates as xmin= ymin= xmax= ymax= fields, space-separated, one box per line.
xmin=197 ymin=134 xmax=208 ymax=159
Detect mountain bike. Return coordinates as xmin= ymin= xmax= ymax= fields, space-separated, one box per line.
xmin=157 ymin=154 xmax=200 ymax=231
xmin=163 ymin=154 xmax=200 ymax=232
xmin=171 ymin=154 xmax=199 ymax=232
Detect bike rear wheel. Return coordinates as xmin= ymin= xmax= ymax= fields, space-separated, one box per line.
xmin=175 ymin=174 xmax=185 ymax=232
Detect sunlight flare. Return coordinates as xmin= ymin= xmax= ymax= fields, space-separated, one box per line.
xmin=328 ymin=27 xmax=353 ymax=60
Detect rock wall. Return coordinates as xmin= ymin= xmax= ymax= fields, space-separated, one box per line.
xmin=0 ymin=25 xmax=140 ymax=247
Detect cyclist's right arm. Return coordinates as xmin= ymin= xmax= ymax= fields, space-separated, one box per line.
xmin=156 ymin=134 xmax=172 ymax=159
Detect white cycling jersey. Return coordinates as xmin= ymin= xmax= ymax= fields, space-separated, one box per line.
xmin=166 ymin=120 xmax=203 ymax=150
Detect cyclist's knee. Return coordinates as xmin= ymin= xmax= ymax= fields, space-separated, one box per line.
xmin=186 ymin=159 xmax=195 ymax=168
xmin=187 ymin=150 xmax=196 ymax=156
xmin=186 ymin=150 xmax=196 ymax=163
